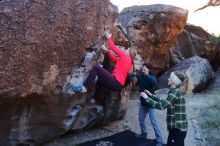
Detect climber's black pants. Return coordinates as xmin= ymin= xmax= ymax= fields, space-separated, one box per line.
xmin=84 ymin=65 xmax=123 ymax=91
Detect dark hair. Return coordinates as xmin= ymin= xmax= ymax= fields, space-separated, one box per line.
xmin=143 ymin=63 xmax=153 ymax=70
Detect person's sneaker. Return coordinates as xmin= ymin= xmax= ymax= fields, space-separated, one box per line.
xmin=63 ymin=83 xmax=87 ymax=95
xmin=72 ymin=85 xmax=87 ymax=93
xmin=135 ymin=133 xmax=147 ymax=139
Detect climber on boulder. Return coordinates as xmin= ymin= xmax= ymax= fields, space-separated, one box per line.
xmin=66 ymin=30 xmax=137 ymax=99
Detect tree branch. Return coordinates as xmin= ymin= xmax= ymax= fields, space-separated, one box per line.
xmin=195 ymin=0 xmax=220 ymax=12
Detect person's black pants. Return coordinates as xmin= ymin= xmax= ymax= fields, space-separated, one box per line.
xmin=167 ymin=128 xmax=187 ymax=146
xmin=84 ymin=65 xmax=123 ymax=91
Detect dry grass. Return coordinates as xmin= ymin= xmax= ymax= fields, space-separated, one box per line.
xmin=199 ymin=94 xmax=220 ymax=146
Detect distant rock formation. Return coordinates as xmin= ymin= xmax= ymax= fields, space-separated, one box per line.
xmin=170 ymin=24 xmax=219 ymax=69
xmin=184 ymin=24 xmax=211 ymax=40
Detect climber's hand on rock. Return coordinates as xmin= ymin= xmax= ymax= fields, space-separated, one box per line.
xmin=104 ymin=30 xmax=112 ymax=39
xmin=102 ymin=44 xmax=108 ymax=52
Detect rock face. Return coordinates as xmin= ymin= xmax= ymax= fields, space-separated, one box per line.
xmin=115 ymin=5 xmax=188 ymax=73
xmin=0 ymin=94 xmax=87 ymax=146
xmin=170 ymin=30 xmax=208 ymax=65
xmin=158 ymin=56 xmax=214 ymax=93
xmin=170 ymin=24 xmax=218 ymax=68
xmin=217 ymin=38 xmax=220 ymax=62
xmin=71 ymin=104 xmax=104 ymax=131
xmin=0 ymin=0 xmax=120 ymax=145
xmin=0 ymin=0 xmax=117 ymax=98
xmin=184 ymin=24 xmax=211 ymax=40
xmin=214 ymin=37 xmax=220 ymax=69
xmin=94 ymin=82 xmax=132 ymax=124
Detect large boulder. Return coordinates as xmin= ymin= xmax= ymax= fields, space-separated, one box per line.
xmin=0 ymin=0 xmax=117 ymax=98
xmin=158 ymin=56 xmax=214 ymax=93
xmin=169 ymin=30 xmax=208 ymax=65
xmin=0 ymin=94 xmax=87 ymax=146
xmin=170 ymin=24 xmax=219 ymax=69
xmin=212 ymin=37 xmax=220 ymax=69
xmin=0 ymin=0 xmax=120 ymax=145
xmin=115 ymin=4 xmax=188 ymax=73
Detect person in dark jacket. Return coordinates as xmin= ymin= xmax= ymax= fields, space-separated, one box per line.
xmin=135 ymin=63 xmax=163 ymax=146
